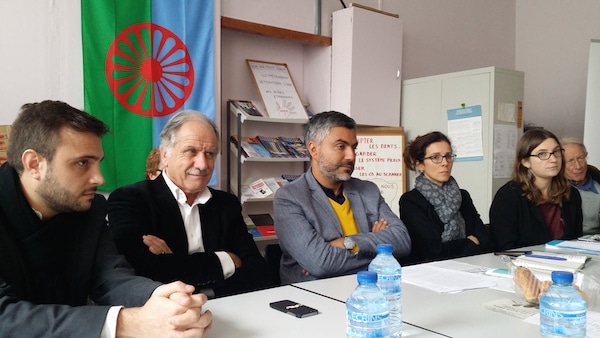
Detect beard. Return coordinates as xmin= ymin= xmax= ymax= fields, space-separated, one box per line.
xmin=317 ymin=157 xmax=354 ymax=183
xmin=37 ymin=167 xmax=95 ymax=214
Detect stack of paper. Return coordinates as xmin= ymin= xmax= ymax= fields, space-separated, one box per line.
xmin=546 ymin=239 xmax=600 ymax=255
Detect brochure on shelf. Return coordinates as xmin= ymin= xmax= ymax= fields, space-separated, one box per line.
xmin=248 ymin=178 xmax=274 ymax=198
xmin=230 ymin=99 xmax=267 ymax=118
xmin=230 ymin=135 xmax=272 ymax=159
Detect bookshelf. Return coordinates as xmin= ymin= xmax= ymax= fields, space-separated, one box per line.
xmin=221 ymin=17 xmax=331 ymax=46
xmin=220 ymin=17 xmax=330 ymax=246
xmin=226 ymin=100 xmax=309 ymax=204
xmin=220 ymin=16 xmax=328 ymax=218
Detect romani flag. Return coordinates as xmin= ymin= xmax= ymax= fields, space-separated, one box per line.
xmin=82 ymin=0 xmax=215 ymax=191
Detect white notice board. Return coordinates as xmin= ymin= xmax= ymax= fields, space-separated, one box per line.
xmin=352 ymin=127 xmax=405 ymax=216
xmin=246 ymin=60 xmax=308 ymax=119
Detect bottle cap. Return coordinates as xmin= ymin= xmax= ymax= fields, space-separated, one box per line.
xmin=551 ymin=271 xmax=574 ymax=284
xmin=376 ymin=243 xmax=393 ymax=253
xmin=357 ymin=271 xmax=378 ymax=284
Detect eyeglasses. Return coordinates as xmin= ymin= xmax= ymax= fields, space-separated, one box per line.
xmin=423 ymin=153 xmax=457 ymax=163
xmin=528 ymin=148 xmax=563 ymax=160
xmin=566 ymin=155 xmax=587 ymax=167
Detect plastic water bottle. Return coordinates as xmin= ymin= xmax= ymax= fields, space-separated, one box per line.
xmin=346 ymin=271 xmax=390 ymax=338
xmin=539 ymin=271 xmax=586 ymax=338
xmin=369 ymin=244 xmax=402 ymax=337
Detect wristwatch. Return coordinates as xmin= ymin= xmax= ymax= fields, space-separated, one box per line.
xmin=343 ymin=237 xmax=356 ymax=251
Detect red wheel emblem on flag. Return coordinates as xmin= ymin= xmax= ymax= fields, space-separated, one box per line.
xmin=106 ymin=23 xmax=194 ymax=117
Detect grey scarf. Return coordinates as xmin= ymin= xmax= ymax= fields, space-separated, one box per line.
xmin=415 ymin=173 xmax=466 ymax=242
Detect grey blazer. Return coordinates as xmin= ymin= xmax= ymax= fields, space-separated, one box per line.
xmin=274 ymin=168 xmax=411 ymax=284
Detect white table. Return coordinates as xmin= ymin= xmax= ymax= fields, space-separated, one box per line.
xmin=292 ymin=247 xmax=600 ymax=338
xmin=203 ymin=284 xmax=444 ymax=337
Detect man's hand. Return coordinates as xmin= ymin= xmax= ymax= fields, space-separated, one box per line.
xmin=117 ymin=281 xmax=212 ymax=337
xmin=143 ymin=234 xmax=173 ymax=255
xmin=467 ymin=235 xmax=480 ymax=245
xmin=328 ymin=237 xmax=345 ymax=249
xmin=371 ymin=218 xmax=388 ymax=232
xmin=227 ymin=252 xmax=242 ymax=268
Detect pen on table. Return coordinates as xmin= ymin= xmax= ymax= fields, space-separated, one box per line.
xmin=524 ymin=254 xmax=567 ymax=261
xmin=493 ymin=250 xmax=531 ymax=257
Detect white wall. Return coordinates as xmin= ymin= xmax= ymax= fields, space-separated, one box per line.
xmin=0 ymin=1 xmax=83 ymax=124
xmin=584 ymin=40 xmax=600 ymax=165
xmin=515 ymin=0 xmax=600 ymax=139
xmin=1 ymin=0 xmax=597 ymax=158
xmin=222 ymin=0 xmax=516 ymax=80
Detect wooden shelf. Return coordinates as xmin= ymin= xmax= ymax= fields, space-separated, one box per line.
xmin=221 ymin=16 xmax=331 ymax=46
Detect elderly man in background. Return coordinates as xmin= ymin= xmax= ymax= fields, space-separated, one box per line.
xmin=562 ymin=137 xmax=600 ymax=235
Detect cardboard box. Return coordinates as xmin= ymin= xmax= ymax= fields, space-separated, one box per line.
xmin=0 ymin=151 xmax=7 ymax=166
xmin=0 ymin=139 xmax=8 ymax=151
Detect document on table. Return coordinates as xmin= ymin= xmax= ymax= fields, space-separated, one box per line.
xmin=545 ymin=239 xmax=600 ymax=255
xmin=523 ymin=310 xmax=600 ymax=336
xmin=403 ymin=262 xmax=501 ymax=293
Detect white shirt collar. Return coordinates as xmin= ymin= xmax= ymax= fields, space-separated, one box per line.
xmin=162 ymin=169 xmax=212 ymax=206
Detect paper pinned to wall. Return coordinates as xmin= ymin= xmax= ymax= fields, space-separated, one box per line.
xmin=497 ymin=102 xmax=517 ymax=122
xmin=447 ymin=105 xmax=483 ymax=162
xmin=493 ymin=124 xmax=518 ymax=178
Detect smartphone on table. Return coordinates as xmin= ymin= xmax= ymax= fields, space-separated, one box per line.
xmin=269 ymin=300 xmax=319 ymax=318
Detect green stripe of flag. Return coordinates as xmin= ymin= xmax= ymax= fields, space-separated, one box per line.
xmin=82 ymin=0 xmax=153 ymax=191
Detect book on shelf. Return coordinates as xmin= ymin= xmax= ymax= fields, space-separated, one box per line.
xmin=256 ymin=225 xmax=276 ymax=237
xmin=245 ymin=214 xmax=276 ymax=238
xmin=246 ymin=224 xmax=263 ymax=237
xmin=281 ymin=174 xmax=301 ymax=182
xmin=230 ymin=99 xmax=266 ymax=118
xmin=263 ymin=177 xmax=283 ymax=194
xmin=239 ymin=177 xmax=290 ymax=200
xmin=278 ymin=136 xmax=309 ymax=158
xmin=230 ymin=135 xmax=272 ymax=159
xmin=248 ymin=213 xmax=274 ymax=226
xmin=256 ymin=135 xmax=292 ymax=158
xmin=248 ymin=178 xmax=274 ymax=198
xmin=512 ymin=251 xmax=590 ymax=273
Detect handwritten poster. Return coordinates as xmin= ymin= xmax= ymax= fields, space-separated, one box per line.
xmin=352 ymin=127 xmax=405 ymax=216
xmin=247 ymin=60 xmax=308 ymax=120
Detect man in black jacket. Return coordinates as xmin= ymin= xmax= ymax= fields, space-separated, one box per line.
xmin=109 ymin=110 xmax=269 ymax=298
xmin=0 ymin=100 xmax=211 ymax=337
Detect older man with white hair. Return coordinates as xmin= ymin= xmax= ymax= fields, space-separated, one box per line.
xmin=562 ymin=137 xmax=600 ymax=234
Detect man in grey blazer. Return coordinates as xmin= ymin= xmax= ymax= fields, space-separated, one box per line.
xmin=0 ymin=101 xmax=211 ymax=337
xmin=274 ymin=111 xmax=411 ymax=284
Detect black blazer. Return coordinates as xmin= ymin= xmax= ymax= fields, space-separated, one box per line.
xmin=0 ymin=163 xmax=160 ymax=337
xmin=108 ymin=174 xmax=268 ymax=297
xmin=489 ymin=181 xmax=583 ymax=251
xmin=399 ymin=188 xmax=492 ymax=265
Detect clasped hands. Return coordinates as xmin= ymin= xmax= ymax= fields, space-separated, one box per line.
xmin=118 ymin=281 xmax=212 ymax=337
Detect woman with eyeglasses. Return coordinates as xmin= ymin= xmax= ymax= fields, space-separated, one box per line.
xmin=489 ymin=129 xmax=583 ymax=250
xmin=399 ymin=131 xmax=492 ymax=265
